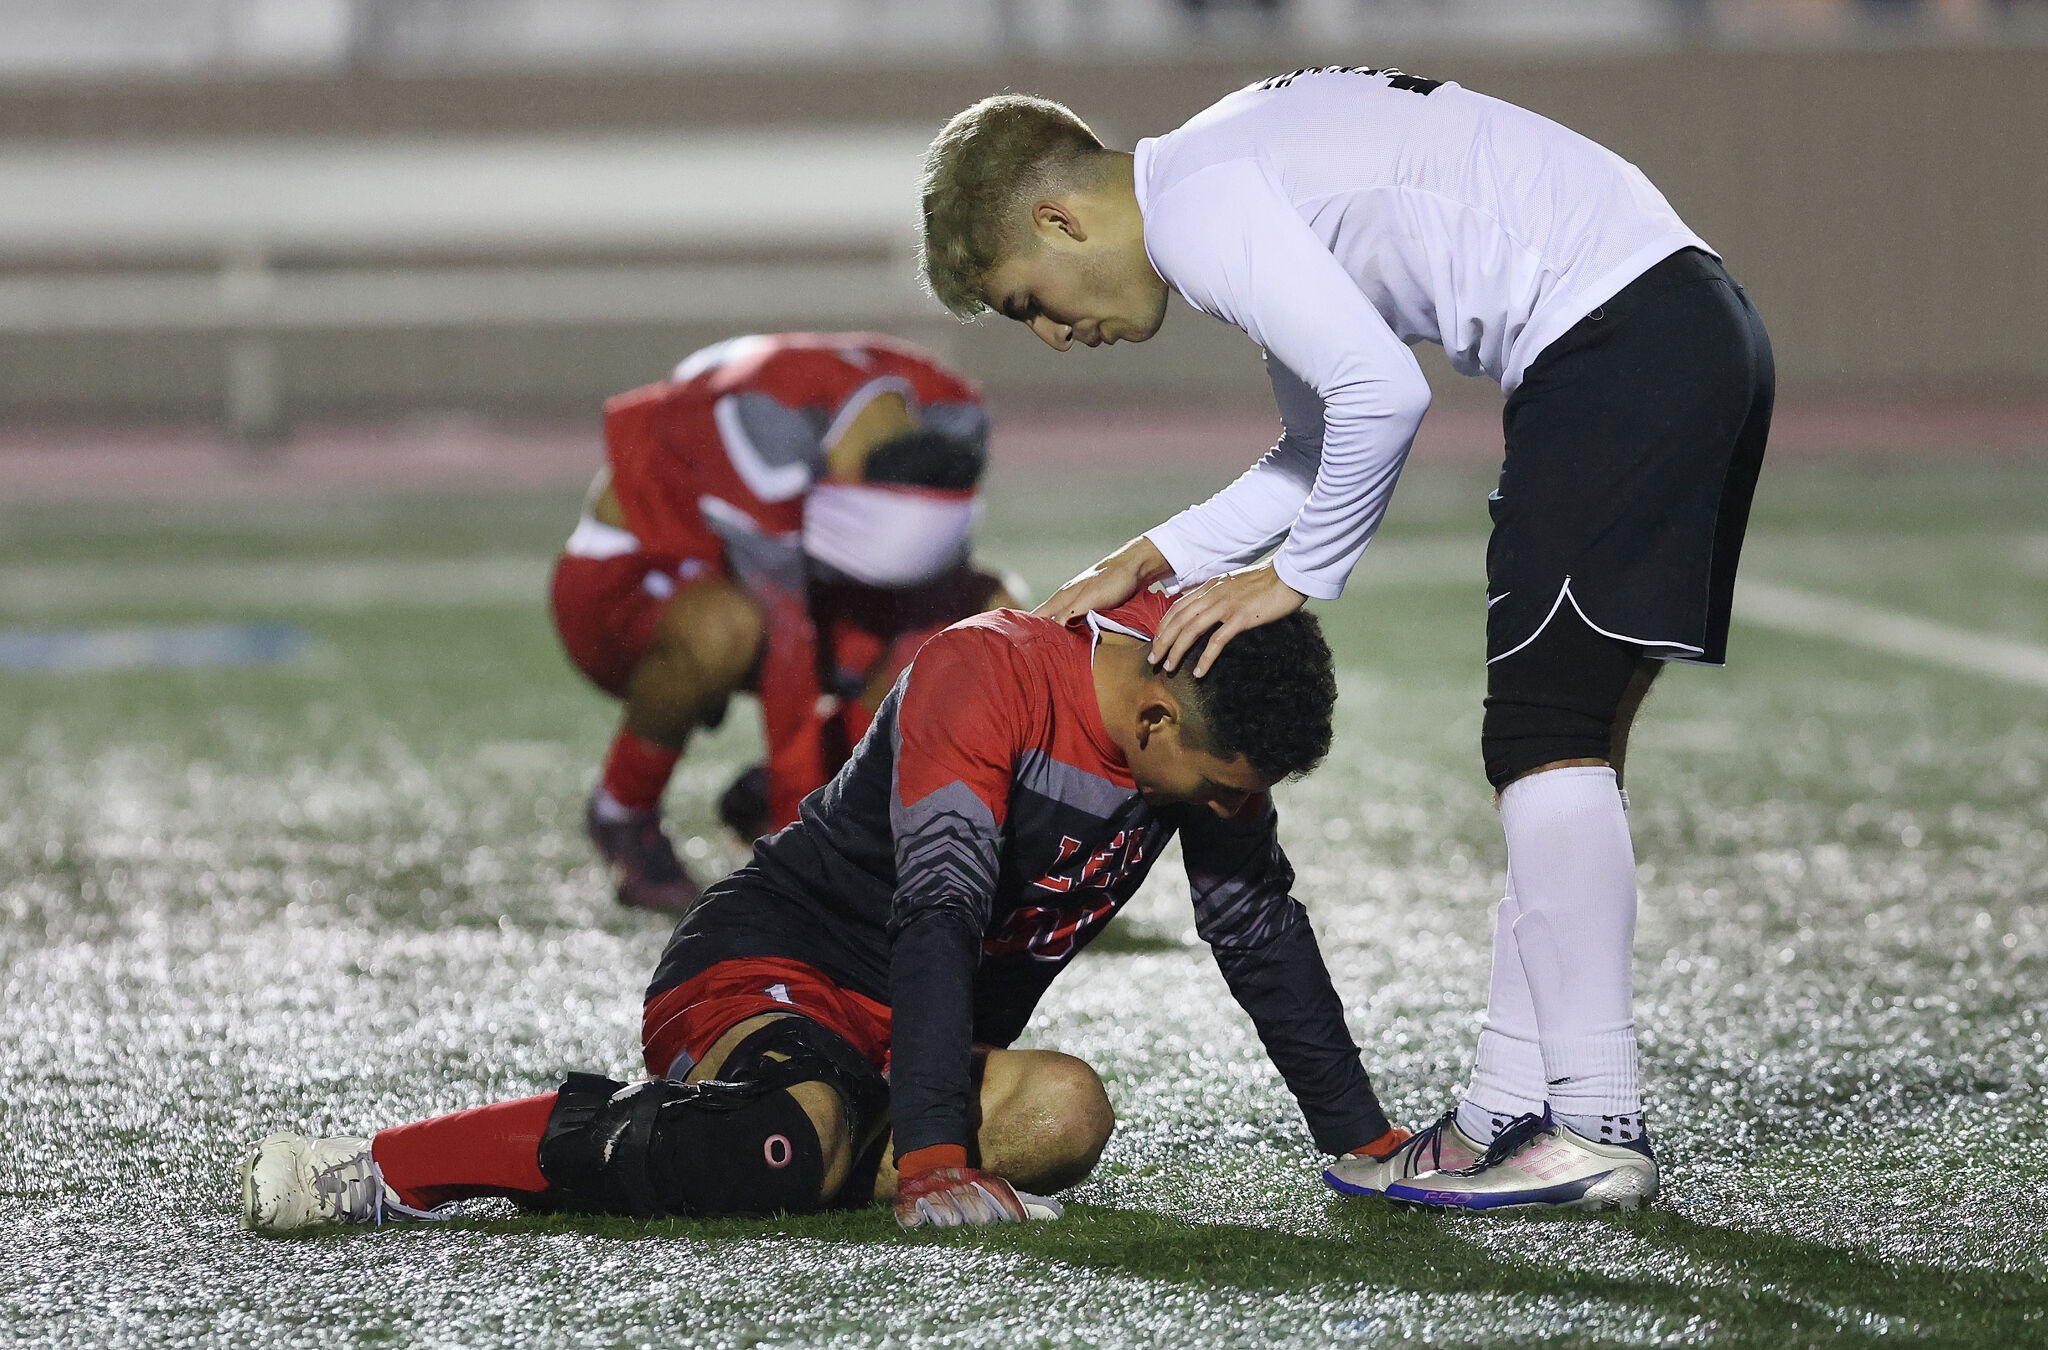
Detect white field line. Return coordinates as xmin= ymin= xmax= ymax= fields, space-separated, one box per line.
xmin=0 ymin=540 xmax=1488 ymax=620
xmin=7 ymin=551 xmax=2045 ymax=695
xmin=0 ymin=555 xmax=549 ymax=616
xmin=1736 ymin=579 xmax=2048 ymax=692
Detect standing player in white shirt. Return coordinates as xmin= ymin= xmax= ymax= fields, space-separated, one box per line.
xmin=918 ymin=68 xmax=1773 ymax=1212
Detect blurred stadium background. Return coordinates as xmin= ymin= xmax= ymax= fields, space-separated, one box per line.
xmin=0 ymin=0 xmax=2044 ymax=451
xmin=5 ymin=6 xmax=2047 ymax=1347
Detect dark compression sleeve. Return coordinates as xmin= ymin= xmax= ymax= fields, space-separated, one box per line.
xmin=884 ymin=627 xmax=1026 ymax=1157
xmin=885 ymin=904 xmax=983 ymax=1157
xmin=1179 ymin=800 xmax=1392 ymax=1154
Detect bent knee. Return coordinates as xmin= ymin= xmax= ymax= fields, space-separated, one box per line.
xmin=1481 ymin=611 xmax=1644 ymax=789
xmin=648 ymin=581 xmax=764 ymax=682
xmin=1009 ymin=1051 xmax=1116 ymax=1187
xmin=784 ymin=1079 xmax=853 ymax=1198
xmin=1047 ymin=1054 xmax=1117 ymax=1159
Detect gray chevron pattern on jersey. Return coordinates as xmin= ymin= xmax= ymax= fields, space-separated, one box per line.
xmin=729 ymin=391 xmax=832 ymax=472
xmin=1013 ymin=749 xmax=1137 ymax=821
xmin=697 ymin=494 xmax=807 ymax=595
xmin=1183 ymin=803 xmax=1308 ymax=952
xmin=890 ymin=779 xmax=1001 ymax=930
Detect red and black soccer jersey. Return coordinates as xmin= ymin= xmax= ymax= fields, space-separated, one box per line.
xmin=649 ymin=590 xmax=1390 ymax=1158
xmin=600 ymin=331 xmax=987 ymax=559
xmin=589 ymin=332 xmax=990 ymax=828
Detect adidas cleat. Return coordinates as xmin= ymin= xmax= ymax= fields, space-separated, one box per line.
xmin=585 ymin=794 xmax=702 ymax=914
xmin=1383 ymin=1112 xmax=1658 ymax=1213
xmin=1323 ymin=1112 xmax=1484 ymax=1198
xmin=240 ymin=1132 xmax=445 ymax=1233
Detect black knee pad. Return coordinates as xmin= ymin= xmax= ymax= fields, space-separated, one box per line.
xmin=537 ymin=1071 xmax=825 ymax=1218
xmin=536 ymin=1018 xmax=888 ymax=1218
xmin=714 ymin=1015 xmax=891 ymax=1157
xmin=1482 ymin=608 xmax=1644 ymax=789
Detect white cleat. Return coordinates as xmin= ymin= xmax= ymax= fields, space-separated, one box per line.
xmin=1018 ymin=1192 xmax=1064 ymax=1222
xmin=1383 ymin=1112 xmax=1659 ymax=1213
xmin=240 ymin=1132 xmax=429 ymax=1233
xmin=1322 ymin=1112 xmax=1485 ymax=1198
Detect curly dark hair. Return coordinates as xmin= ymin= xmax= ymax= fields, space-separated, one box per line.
xmin=1172 ymin=610 xmax=1337 ymax=781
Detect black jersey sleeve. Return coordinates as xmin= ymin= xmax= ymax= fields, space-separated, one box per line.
xmin=1178 ymin=798 xmax=1393 ymax=1154
xmin=884 ymin=626 xmax=1033 ymax=1157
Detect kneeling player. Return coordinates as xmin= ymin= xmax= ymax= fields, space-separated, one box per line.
xmin=554 ymin=331 xmax=1018 ymax=912
xmin=240 ymin=592 xmax=1404 ymax=1231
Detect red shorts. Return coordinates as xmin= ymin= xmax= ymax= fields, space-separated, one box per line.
xmin=640 ymin=957 xmax=893 ymax=1080
xmin=549 ymin=550 xmax=726 ymax=699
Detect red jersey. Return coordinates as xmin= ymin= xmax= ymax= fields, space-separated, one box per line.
xmin=601 ymin=332 xmax=987 ymax=558
xmin=596 ymin=333 xmax=989 ymax=829
xmin=651 ymin=591 xmax=1390 ymax=1159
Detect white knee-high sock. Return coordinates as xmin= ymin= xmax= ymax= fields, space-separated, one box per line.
xmin=1498 ymin=764 xmax=1644 ymax=1141
xmin=1458 ymin=873 xmax=1549 ymax=1143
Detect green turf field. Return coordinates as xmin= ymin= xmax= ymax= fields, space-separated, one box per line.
xmin=2 ymin=456 xmax=2044 ymax=1347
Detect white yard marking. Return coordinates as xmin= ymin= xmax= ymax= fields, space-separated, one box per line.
xmin=1737 ymin=579 xmax=2048 ymax=692
xmin=7 ymin=549 xmax=2044 ymax=698
xmin=0 ymin=556 xmax=549 ymax=616
xmin=0 ymin=542 xmax=1485 ymax=620
xmin=0 ymin=621 xmax=307 ymax=672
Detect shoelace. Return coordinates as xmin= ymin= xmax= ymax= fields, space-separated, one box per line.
xmin=1400 ymin=1111 xmax=1463 ymax=1174
xmin=1448 ymin=1110 xmax=1554 ymax=1177
xmin=310 ymin=1151 xmax=388 ymax=1226
xmin=310 ymin=1151 xmax=454 ymax=1226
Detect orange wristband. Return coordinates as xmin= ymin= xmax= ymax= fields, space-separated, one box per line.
xmin=897 ymin=1143 xmax=969 ymax=1178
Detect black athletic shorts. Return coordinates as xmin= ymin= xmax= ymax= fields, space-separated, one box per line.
xmin=1485 ymin=247 xmax=1774 ymax=668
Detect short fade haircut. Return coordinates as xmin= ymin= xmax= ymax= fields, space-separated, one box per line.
xmin=1172 ymin=611 xmax=1338 ymax=782
xmin=919 ymin=94 xmax=1106 ymax=319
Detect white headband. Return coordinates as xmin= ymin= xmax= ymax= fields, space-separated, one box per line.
xmin=802 ymin=483 xmax=980 ymax=588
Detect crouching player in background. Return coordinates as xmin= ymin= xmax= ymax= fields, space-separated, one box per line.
xmin=241 ymin=591 xmax=1406 ymax=1232
xmin=553 ymin=331 xmax=1021 ymax=912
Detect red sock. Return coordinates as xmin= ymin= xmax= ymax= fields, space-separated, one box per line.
xmin=600 ymin=725 xmax=681 ymax=814
xmin=371 ymin=1093 xmax=557 ymax=1210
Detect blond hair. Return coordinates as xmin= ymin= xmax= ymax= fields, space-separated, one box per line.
xmin=919 ymin=94 xmax=1106 ymax=318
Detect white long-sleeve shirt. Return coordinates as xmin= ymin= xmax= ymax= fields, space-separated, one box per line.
xmin=1136 ymin=66 xmax=1711 ymax=600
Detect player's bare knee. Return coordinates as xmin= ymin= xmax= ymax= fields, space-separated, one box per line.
xmin=1050 ymin=1054 xmax=1116 ymax=1169
xmin=1009 ymin=1052 xmax=1115 ymax=1189
xmin=695 ymin=586 xmax=767 ymax=683
xmin=632 ymin=587 xmax=762 ymax=738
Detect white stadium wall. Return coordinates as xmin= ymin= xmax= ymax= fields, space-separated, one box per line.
xmin=0 ymin=44 xmax=2041 ymax=425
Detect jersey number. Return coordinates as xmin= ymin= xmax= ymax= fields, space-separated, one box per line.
xmin=1260 ymin=66 xmax=1442 ymax=95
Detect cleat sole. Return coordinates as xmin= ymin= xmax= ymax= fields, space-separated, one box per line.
xmin=1321 ymin=1167 xmax=1390 ymax=1199
xmin=1385 ymin=1164 xmax=1658 ymax=1214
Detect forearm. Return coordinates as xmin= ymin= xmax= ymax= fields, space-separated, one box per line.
xmin=1268 ymin=388 xmax=1426 ymax=601
xmin=1182 ymin=806 xmax=1392 ymax=1152
xmin=885 ymin=907 xmax=983 ymax=1158
xmin=1214 ymin=923 xmax=1392 ymax=1154
xmin=1145 ymin=439 xmax=1317 ymax=587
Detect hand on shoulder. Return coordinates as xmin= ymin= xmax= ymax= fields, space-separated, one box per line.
xmin=1033 ymin=536 xmax=1172 ymax=624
